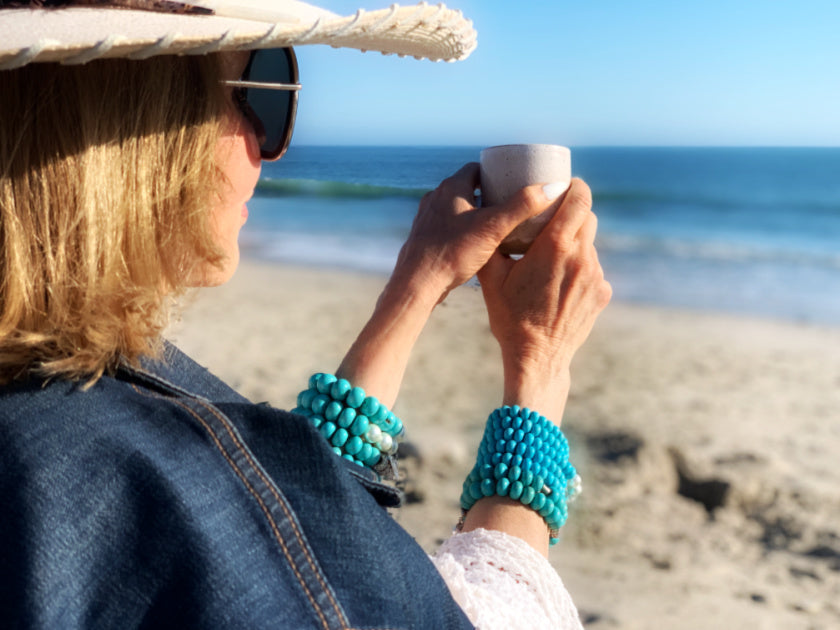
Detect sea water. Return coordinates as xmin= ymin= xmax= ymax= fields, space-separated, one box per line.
xmin=243 ymin=146 xmax=840 ymax=325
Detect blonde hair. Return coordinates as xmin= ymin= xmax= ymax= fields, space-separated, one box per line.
xmin=0 ymin=55 xmax=228 ymax=384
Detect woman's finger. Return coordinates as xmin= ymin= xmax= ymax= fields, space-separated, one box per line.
xmin=540 ymin=178 xmax=593 ymax=249
xmin=576 ymin=210 xmax=598 ymax=247
xmin=440 ymin=162 xmax=481 ymax=201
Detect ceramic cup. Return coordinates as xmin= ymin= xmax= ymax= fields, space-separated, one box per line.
xmin=479 ymin=144 xmax=572 ymax=254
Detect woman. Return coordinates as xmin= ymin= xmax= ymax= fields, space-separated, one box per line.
xmin=0 ymin=1 xmax=611 ymax=628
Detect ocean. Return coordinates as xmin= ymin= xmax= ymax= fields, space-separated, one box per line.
xmin=242 ymin=146 xmax=840 ymax=325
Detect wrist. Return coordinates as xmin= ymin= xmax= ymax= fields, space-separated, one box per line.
xmin=386 ymin=257 xmax=452 ymax=308
xmin=500 ymin=352 xmax=571 ymax=423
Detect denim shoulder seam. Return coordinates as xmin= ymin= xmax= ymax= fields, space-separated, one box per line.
xmin=130 ymin=384 xmax=350 ymax=630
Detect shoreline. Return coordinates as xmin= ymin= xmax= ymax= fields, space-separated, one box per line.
xmin=169 ymin=259 xmax=840 ymax=629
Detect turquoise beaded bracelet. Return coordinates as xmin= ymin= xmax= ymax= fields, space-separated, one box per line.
xmin=459 ymin=405 xmax=581 ymax=546
xmin=293 ymin=373 xmax=405 ymax=476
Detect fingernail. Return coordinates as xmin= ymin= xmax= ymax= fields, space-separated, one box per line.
xmin=542 ymin=181 xmax=570 ymax=201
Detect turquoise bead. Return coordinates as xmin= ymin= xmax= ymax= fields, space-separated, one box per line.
xmin=358 ymin=442 xmax=373 ymax=463
xmin=310 ymin=394 xmax=330 ymax=415
xmin=331 ymin=446 xmax=342 ymax=457
xmin=297 ymin=388 xmax=316 ymax=409
xmin=502 ymin=453 xmax=513 ymax=465
xmin=324 ymin=401 xmax=343 ymax=422
xmin=507 ymin=465 xmax=522 ymax=481
xmin=469 ymin=482 xmax=483 ymax=501
xmin=345 ymin=436 xmax=363 ymax=455
xmin=342 ymin=453 xmax=355 ymax=462
xmin=364 ymin=449 xmax=381 ymax=467
xmin=509 ymin=481 xmax=524 ymax=500
xmin=337 ymin=407 xmax=356 ymax=428
xmin=511 ymin=455 xmax=523 ymax=468
xmin=330 ymin=378 xmax=351 ymax=401
xmin=496 ymin=478 xmax=511 ymax=496
xmin=346 ymin=386 xmax=365 ymax=408
xmin=495 ymin=439 xmax=506 ymax=453
xmin=505 ymin=440 xmax=517 ymax=454
xmin=331 ymin=428 xmax=349 ymax=448
xmin=308 ymin=373 xmax=321 ymax=390
xmin=309 ymin=415 xmax=323 ymax=430
xmin=539 ymin=498 xmax=554 ymax=518
xmin=491 ymin=453 xmax=503 ymax=465
xmin=531 ymin=492 xmax=546 ymax=511
xmin=534 ymin=475 xmax=545 ymax=492
xmin=316 ymin=373 xmax=337 ymax=394
xmin=494 ymin=462 xmax=509 ymax=479
xmin=480 ymin=478 xmax=495 ymax=497
xmin=510 ymin=405 xmax=520 ymax=417
xmin=480 ymin=463 xmax=493 ymax=479
xmin=389 ymin=417 xmax=404 ymax=437
xmin=319 ymin=421 xmax=337 ymax=440
xmin=520 ymin=486 xmax=535 ymax=506
xmin=522 ymin=470 xmax=534 ymax=487
xmin=372 ymin=406 xmax=389 ymax=424
xmin=515 ymin=443 xmax=527 ymax=456
xmin=380 ymin=413 xmax=395 ymax=432
xmin=349 ymin=414 xmax=369 ymax=436
xmin=360 ymin=396 xmax=380 ymax=417
xmin=503 ymin=427 xmax=514 ymax=440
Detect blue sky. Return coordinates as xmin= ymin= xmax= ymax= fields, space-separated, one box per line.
xmin=291 ymin=1 xmax=840 ymax=146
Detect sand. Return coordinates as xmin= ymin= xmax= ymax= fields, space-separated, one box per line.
xmin=168 ymin=259 xmax=840 ymax=629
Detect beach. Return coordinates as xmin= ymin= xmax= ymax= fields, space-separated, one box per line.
xmin=169 ymin=259 xmax=840 ymax=630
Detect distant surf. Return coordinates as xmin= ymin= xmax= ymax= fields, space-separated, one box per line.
xmin=243 ymin=146 xmax=840 ymax=324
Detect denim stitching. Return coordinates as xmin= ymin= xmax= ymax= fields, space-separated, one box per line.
xmin=190 ymin=397 xmax=349 ymax=627
xmin=131 ymin=385 xmax=335 ymax=630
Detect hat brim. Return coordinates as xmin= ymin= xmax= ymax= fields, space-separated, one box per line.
xmin=0 ymin=1 xmax=477 ymax=70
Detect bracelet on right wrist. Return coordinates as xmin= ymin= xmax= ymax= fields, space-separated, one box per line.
xmin=458 ymin=405 xmax=581 ymax=546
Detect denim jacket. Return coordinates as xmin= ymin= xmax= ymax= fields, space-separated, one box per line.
xmin=0 ymin=344 xmax=473 ymax=629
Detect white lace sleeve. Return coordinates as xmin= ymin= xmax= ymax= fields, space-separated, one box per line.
xmin=430 ymin=528 xmax=583 ymax=630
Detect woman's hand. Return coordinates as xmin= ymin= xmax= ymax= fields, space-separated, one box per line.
xmin=390 ymin=163 xmax=553 ymax=304
xmin=336 ymin=163 xmax=560 ymax=407
xmin=477 ymin=178 xmax=612 ymax=422
xmin=462 ymin=179 xmax=611 ymax=557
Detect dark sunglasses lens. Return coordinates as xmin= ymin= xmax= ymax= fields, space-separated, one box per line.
xmin=245 ymin=48 xmax=296 ymax=160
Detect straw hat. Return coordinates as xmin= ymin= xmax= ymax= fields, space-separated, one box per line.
xmin=0 ymin=0 xmax=477 ymax=70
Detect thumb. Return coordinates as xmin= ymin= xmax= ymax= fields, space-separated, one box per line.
xmin=476 ymin=182 xmax=567 ymax=243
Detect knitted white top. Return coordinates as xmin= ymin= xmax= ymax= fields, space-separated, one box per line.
xmin=430 ymin=528 xmax=584 ymax=630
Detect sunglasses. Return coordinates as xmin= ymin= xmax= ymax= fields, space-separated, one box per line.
xmin=222 ymin=48 xmax=301 ymax=161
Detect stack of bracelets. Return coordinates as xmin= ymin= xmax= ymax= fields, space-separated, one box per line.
xmin=296 ymin=375 xmax=580 ymax=545
xmin=458 ymin=405 xmax=582 ymax=546
xmin=293 ymin=373 xmax=405 ymax=475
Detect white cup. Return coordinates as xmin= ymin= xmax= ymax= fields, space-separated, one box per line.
xmin=480 ymin=144 xmax=572 ymax=254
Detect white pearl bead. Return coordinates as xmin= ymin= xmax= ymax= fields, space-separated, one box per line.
xmin=378 ymin=433 xmax=393 ymax=452
xmin=365 ymin=424 xmax=382 ymax=444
